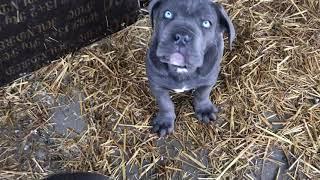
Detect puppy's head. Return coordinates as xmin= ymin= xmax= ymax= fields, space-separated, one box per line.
xmin=149 ymin=0 xmax=235 ymax=75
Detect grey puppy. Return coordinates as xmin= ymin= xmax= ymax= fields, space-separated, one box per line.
xmin=146 ymin=0 xmax=236 ymax=137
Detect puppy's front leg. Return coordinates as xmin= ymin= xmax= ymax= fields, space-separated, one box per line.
xmin=193 ymin=86 xmax=219 ymax=123
xmin=151 ymin=87 xmax=176 ymax=137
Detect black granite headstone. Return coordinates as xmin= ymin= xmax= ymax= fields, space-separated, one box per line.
xmin=0 ymin=0 xmax=140 ymax=86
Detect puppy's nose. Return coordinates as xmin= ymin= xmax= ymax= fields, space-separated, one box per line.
xmin=174 ymin=33 xmax=192 ymax=45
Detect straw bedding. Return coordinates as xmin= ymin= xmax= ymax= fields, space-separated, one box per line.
xmin=0 ymin=0 xmax=319 ymax=179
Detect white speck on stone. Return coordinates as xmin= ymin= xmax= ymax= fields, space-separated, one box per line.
xmin=24 ymin=145 xmax=30 ymax=151
xmin=14 ymin=130 xmax=20 ymax=133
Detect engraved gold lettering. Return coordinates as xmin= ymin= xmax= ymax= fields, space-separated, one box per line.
xmin=79 ymin=32 xmax=92 ymax=42
xmin=1 ymin=48 xmax=21 ymax=61
xmin=51 ymin=25 xmax=70 ymax=38
xmin=30 ymin=5 xmax=38 ymax=17
xmin=21 ymin=39 xmax=41 ymax=50
xmin=79 ymin=25 xmax=104 ymax=42
xmin=15 ymin=29 xmax=35 ymax=42
xmin=71 ymin=12 xmax=99 ymax=30
xmin=44 ymin=1 xmax=57 ymax=11
xmin=5 ymin=66 xmax=15 ymax=76
xmin=0 ymin=41 xmax=6 ymax=51
xmin=49 ymin=45 xmax=66 ymax=54
xmin=105 ymin=0 xmax=125 ymax=10
xmin=1 ymin=0 xmax=139 ymax=80
xmin=28 ymin=1 xmax=57 ymax=18
xmin=3 ymin=52 xmax=10 ymax=61
xmin=32 ymin=19 xmax=55 ymax=33
xmin=0 ymin=38 xmax=15 ymax=50
xmin=0 ymin=29 xmax=35 ymax=49
xmin=5 ymin=53 xmax=47 ymax=76
xmin=23 ymin=0 xmax=40 ymax=7
xmin=67 ymin=2 xmax=94 ymax=19
xmin=0 ymin=3 xmax=14 ymax=14
xmin=5 ymin=11 xmax=28 ymax=25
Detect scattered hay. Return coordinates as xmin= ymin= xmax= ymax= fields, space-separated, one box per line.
xmin=0 ymin=0 xmax=319 ymax=179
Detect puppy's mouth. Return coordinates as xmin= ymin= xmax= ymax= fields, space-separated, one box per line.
xmin=159 ymin=52 xmax=189 ymax=73
xmin=175 ymin=67 xmax=188 ymax=73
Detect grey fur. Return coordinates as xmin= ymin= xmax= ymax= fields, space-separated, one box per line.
xmin=146 ymin=0 xmax=236 ymax=137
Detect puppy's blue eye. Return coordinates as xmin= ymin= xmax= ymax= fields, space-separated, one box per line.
xmin=202 ymin=20 xmax=211 ymax=28
xmin=164 ymin=10 xmax=173 ymax=19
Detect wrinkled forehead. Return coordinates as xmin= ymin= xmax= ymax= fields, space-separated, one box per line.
xmin=159 ymin=0 xmax=217 ymax=19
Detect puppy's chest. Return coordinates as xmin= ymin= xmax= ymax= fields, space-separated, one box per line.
xmin=165 ymin=75 xmax=206 ymax=93
xmin=170 ymin=82 xmax=194 ymax=93
xmin=168 ymin=79 xmax=203 ymax=93
xmin=172 ymin=86 xmax=191 ymax=93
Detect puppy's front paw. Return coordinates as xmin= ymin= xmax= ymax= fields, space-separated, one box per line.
xmin=152 ymin=113 xmax=175 ymax=137
xmin=194 ymin=102 xmax=219 ymax=123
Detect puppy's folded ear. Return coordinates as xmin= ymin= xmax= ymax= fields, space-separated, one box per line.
xmin=148 ymin=0 xmax=162 ymax=28
xmin=212 ymin=3 xmax=236 ymax=49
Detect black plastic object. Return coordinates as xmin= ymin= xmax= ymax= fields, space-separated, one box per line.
xmin=44 ymin=172 xmax=108 ymax=180
xmin=0 ymin=0 xmax=140 ymax=86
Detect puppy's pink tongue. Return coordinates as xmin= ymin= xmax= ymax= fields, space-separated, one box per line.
xmin=169 ymin=53 xmax=185 ymax=66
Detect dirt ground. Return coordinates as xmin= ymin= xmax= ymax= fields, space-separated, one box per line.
xmin=0 ymin=0 xmax=319 ymax=179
